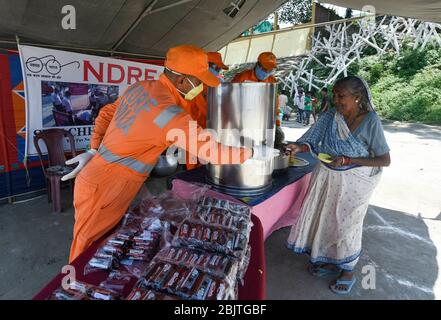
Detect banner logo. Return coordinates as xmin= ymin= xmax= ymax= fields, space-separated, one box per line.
xmin=25 ymin=55 xmax=80 ymax=75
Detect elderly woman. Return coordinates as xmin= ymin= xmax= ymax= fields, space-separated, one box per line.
xmin=286 ymin=76 xmax=391 ymax=295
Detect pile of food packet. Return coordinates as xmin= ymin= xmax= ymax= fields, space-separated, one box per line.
xmin=84 ymin=222 xmax=163 ymax=278
xmin=51 ymin=192 xmax=253 ymax=301
xmin=125 ymin=196 xmax=253 ymax=300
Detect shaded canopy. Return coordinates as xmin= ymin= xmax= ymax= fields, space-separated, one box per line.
xmin=0 ymin=0 xmax=286 ymax=58
xmin=1 ymin=0 xmax=440 ymax=59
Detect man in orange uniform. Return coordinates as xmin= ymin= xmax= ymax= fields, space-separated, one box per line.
xmin=231 ymin=52 xmax=277 ymax=84
xmin=189 ymin=51 xmax=229 ymax=128
xmin=186 ymin=52 xmax=229 ymax=169
xmin=231 ymin=51 xmax=281 ymax=127
xmin=62 ymin=45 xmax=279 ymax=262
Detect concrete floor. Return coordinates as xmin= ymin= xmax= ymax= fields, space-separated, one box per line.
xmin=0 ymin=120 xmax=440 ymax=300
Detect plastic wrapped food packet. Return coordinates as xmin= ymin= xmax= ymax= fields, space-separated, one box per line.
xmin=158 ymin=210 xmax=188 ymax=227
xmin=214 ymin=256 xmax=238 ymax=283
xmin=218 ymin=199 xmax=230 ymax=210
xmin=164 ymin=267 xmax=191 ymax=296
xmin=120 ymin=212 xmax=139 ymax=228
xmin=50 ymin=288 xmax=87 ymax=300
xmin=126 ymin=287 xmax=180 ymax=300
xmin=236 ymin=245 xmax=251 ymax=285
xmin=194 ymin=198 xmax=253 ymax=233
xmin=140 ymin=217 xmax=165 ymax=232
xmin=99 ymin=271 xmax=134 ymax=295
xmin=136 ymin=190 xmax=192 ymax=227
xmin=197 ymin=273 xmax=234 ymax=300
xmin=85 ymin=227 xmax=162 ymax=277
xmin=133 ymin=258 xmax=239 ymax=300
xmin=234 ymin=231 xmax=248 ymax=252
xmin=51 ymin=281 xmax=119 ymax=300
xmin=125 ymin=287 xmax=149 ymax=300
xmin=199 ymin=196 xmax=252 ymax=220
xmin=143 ymin=262 xmax=173 ymax=290
xmin=173 ymin=220 xmax=239 ymax=257
xmin=84 ymin=256 xmax=119 ymax=275
xmin=88 ymin=286 xmax=120 ymax=300
xmin=228 ymin=202 xmax=251 ymax=218
xmin=204 ymin=278 xmax=236 ymax=300
xmin=154 ymin=292 xmax=181 ymax=300
xmin=50 ymin=281 xmax=92 ymax=300
xmin=84 ymin=234 xmax=128 ymax=275
xmin=190 ymin=273 xmax=213 ymax=300
xmin=120 ymin=257 xmax=153 ymax=279
xmin=139 ymin=198 xmax=161 ymax=216
xmin=154 ymin=247 xmax=236 ymax=282
xmin=178 ymin=222 xmax=191 ymax=239
xmin=177 ymin=266 xmax=201 ymax=298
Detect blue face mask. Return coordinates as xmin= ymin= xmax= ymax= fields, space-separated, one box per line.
xmin=255 ymin=64 xmax=271 ymax=81
xmin=209 ymin=66 xmax=220 ymax=77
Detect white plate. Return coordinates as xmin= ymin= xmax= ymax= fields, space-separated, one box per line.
xmin=289 ymin=157 xmax=309 ymax=167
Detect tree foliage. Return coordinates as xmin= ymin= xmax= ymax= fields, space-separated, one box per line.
xmin=351 ymin=44 xmax=441 ymax=123
xmin=303 ymin=41 xmax=441 ymax=123
xmin=277 ymin=0 xmax=312 ymax=25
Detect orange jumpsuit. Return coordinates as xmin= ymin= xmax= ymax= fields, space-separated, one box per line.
xmin=231 ymin=68 xmax=276 ymax=84
xmin=185 ymin=86 xmax=208 ymax=170
xmin=231 ymin=68 xmax=280 ymax=126
xmin=69 ymin=74 xmax=251 ymax=262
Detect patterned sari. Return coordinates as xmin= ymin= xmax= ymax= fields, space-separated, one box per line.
xmin=286 ymin=109 xmax=382 ymax=270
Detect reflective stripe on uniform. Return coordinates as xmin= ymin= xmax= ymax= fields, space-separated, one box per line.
xmin=154 ymin=105 xmax=184 ymax=129
xmin=98 ymin=144 xmax=154 ymax=175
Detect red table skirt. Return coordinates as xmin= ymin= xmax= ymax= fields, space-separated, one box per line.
xmin=32 ymin=214 xmax=265 ymax=300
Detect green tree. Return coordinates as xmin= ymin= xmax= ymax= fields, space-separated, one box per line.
xmin=277 ymin=0 xmax=312 ymax=25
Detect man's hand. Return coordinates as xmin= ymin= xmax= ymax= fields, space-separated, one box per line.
xmin=252 ymin=145 xmax=280 ymax=161
xmin=285 ymin=143 xmax=303 ymax=156
xmin=61 ymin=149 xmax=97 ymax=181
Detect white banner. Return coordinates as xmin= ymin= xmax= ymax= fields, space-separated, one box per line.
xmin=18 ymin=45 xmax=164 ymax=156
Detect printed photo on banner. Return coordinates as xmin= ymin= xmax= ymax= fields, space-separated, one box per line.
xmin=41 ymin=81 xmax=119 ymax=127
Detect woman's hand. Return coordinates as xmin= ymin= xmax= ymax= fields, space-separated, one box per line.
xmin=329 ymin=156 xmax=345 ymax=168
xmin=329 ymin=156 xmax=352 ymax=168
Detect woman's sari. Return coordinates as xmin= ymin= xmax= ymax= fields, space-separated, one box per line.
xmin=286 ymin=109 xmax=382 ymax=270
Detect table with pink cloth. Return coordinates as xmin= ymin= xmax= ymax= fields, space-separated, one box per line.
xmin=33 ymin=153 xmax=316 ymax=301
xmin=169 ymin=152 xmax=316 ymax=240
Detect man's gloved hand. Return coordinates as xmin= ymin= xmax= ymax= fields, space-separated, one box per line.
xmin=61 ymin=149 xmax=97 ymax=181
xmin=252 ymin=145 xmax=280 ymax=161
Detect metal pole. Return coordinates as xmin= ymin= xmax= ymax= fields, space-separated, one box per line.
xmin=111 ymin=0 xmax=196 ymax=54
xmin=111 ymin=0 xmax=159 ymax=54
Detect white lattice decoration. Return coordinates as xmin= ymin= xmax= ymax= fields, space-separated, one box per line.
xmin=277 ymin=16 xmax=441 ymax=97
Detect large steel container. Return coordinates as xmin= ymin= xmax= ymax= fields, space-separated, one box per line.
xmin=205 ymin=82 xmax=277 ymax=197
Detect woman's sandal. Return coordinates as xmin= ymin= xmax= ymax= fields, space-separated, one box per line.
xmin=308 ymin=264 xmax=341 ymax=277
xmin=329 ymin=277 xmax=357 ymax=295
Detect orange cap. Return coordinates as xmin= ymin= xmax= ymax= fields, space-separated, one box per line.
xmin=258 ymin=52 xmax=277 ymax=71
xmin=165 ymin=45 xmax=220 ymax=87
xmin=207 ymin=52 xmax=229 ymax=70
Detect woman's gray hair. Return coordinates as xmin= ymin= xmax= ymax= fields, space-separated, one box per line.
xmin=334 ymin=76 xmax=375 ymax=111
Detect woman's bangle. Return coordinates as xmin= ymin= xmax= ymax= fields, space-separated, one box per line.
xmin=300 ymin=144 xmax=310 ymax=153
xmin=342 ymin=156 xmax=352 ymax=165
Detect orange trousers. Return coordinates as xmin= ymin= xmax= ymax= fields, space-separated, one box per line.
xmin=69 ymin=157 xmax=145 ymax=263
